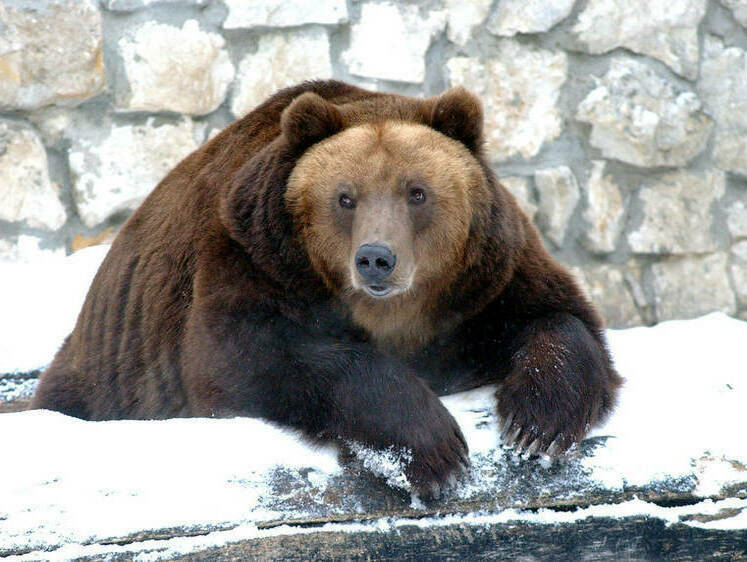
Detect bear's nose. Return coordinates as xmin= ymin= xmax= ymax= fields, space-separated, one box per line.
xmin=355 ymin=244 xmax=396 ymax=282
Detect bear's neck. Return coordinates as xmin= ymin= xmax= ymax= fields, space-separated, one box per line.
xmin=347 ymin=293 xmax=443 ymax=356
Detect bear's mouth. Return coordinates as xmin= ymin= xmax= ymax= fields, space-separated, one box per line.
xmin=364 ymin=284 xmax=394 ymax=298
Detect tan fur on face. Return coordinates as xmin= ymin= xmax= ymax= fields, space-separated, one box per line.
xmin=286 ymin=121 xmax=487 ymax=353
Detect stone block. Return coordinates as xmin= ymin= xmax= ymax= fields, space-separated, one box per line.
xmin=651 ymin=253 xmax=736 ymax=321
xmin=447 ymin=42 xmax=566 ymax=162
xmin=572 ymin=264 xmax=644 ymax=328
xmin=727 ymin=200 xmax=747 ymax=239
xmin=69 ymin=118 xmax=198 ymax=227
xmin=343 ymin=3 xmax=446 ymax=83
xmin=719 ymin=0 xmax=747 ymax=27
xmin=535 ymin=166 xmax=579 ymax=247
xmin=103 ymin=0 xmax=207 ymax=10
xmin=499 ymin=176 xmax=537 ymax=221
xmin=0 ymin=121 xmax=66 ymax=230
xmin=117 ymin=20 xmax=234 ymax=116
xmin=487 ymin=0 xmax=575 ymax=37
xmin=444 ymin=0 xmax=491 ymax=46
xmin=573 ymin=0 xmax=706 ymax=79
xmin=0 ymin=0 xmax=105 ymax=110
xmin=0 ymin=235 xmax=65 ymax=263
xmin=628 ymin=170 xmax=724 ymax=254
xmin=699 ymin=37 xmax=747 ymax=178
xmin=577 ymin=57 xmax=712 ymax=168
xmin=222 ymin=0 xmax=347 ymax=29
xmin=231 ymin=29 xmax=332 ymax=118
xmin=582 ymin=161 xmax=625 ymax=254
xmin=730 ymin=240 xmax=747 ymax=305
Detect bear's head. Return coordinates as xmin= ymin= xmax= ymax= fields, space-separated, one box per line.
xmin=280 ymin=88 xmax=519 ymax=350
xmin=220 ymin=83 xmax=524 ymax=352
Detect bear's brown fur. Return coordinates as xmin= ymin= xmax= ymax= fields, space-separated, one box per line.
xmin=31 ymin=81 xmax=621 ymax=496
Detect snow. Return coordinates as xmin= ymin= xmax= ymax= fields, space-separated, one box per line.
xmin=1 ymin=246 xmax=746 ymax=559
xmin=0 ymin=245 xmax=110 ymax=376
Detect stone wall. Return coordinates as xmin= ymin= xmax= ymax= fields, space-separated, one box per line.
xmin=1 ymin=0 xmax=746 ymax=328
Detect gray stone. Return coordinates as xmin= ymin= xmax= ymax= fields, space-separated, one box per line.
xmin=103 ymin=0 xmax=207 ymax=10
xmin=499 ymin=176 xmax=537 ymax=221
xmin=535 ymin=166 xmax=580 ymax=247
xmin=582 ymin=160 xmax=625 ymax=254
xmin=572 ymin=0 xmax=707 ymax=80
xmin=577 ymin=57 xmax=712 ymax=168
xmin=69 ymin=118 xmax=198 ymax=227
xmin=117 ymin=20 xmax=234 ymax=116
xmin=699 ymin=37 xmax=747 ymax=178
xmin=651 ymin=253 xmax=736 ymax=321
xmin=730 ymin=240 xmax=747 ymax=305
xmin=222 ymin=0 xmax=347 ymax=29
xmin=712 ymin=130 xmax=747 ymax=178
xmin=26 ymin=107 xmax=73 ymax=149
xmin=628 ymin=170 xmax=725 ymax=254
xmin=719 ymin=0 xmax=747 ymax=27
xmin=343 ymin=3 xmax=446 ymax=83
xmin=444 ymin=0 xmax=492 ymax=46
xmin=727 ymin=200 xmax=747 ymax=239
xmin=0 ymin=235 xmax=65 ymax=263
xmin=0 ymin=0 xmax=105 ymax=110
xmin=447 ymin=42 xmax=567 ymax=162
xmin=487 ymin=0 xmax=575 ymax=37
xmin=572 ymin=265 xmax=643 ymax=328
xmin=0 ymin=121 xmax=66 ymax=230
xmin=231 ymin=29 xmax=332 ymax=118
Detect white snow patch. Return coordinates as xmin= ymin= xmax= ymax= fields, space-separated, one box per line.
xmin=0 ymin=244 xmax=110 ymax=375
xmin=586 ymin=313 xmax=747 ymax=490
xmin=346 ymin=441 xmax=413 ymax=492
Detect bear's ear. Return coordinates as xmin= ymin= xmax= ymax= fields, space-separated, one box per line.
xmin=281 ymin=92 xmax=344 ymax=153
xmin=429 ymin=87 xmax=483 ymax=153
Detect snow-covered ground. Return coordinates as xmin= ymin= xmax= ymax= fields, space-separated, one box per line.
xmin=1 ymin=246 xmax=745 ymax=560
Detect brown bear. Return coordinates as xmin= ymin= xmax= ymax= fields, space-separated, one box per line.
xmin=31 ymin=80 xmax=622 ymax=495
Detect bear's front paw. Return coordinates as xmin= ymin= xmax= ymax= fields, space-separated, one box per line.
xmin=406 ymin=427 xmax=469 ymax=500
xmin=495 ymin=381 xmax=598 ymax=458
xmin=402 ymin=402 xmax=469 ymax=499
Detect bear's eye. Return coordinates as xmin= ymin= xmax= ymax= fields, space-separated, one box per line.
xmin=338 ymin=194 xmax=356 ymax=209
xmin=408 ymin=188 xmax=426 ymax=205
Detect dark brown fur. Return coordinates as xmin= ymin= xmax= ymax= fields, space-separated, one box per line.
xmin=31 ymin=80 xmax=622 ymax=496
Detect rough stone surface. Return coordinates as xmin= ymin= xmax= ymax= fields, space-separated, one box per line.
xmin=444 ymin=0 xmax=492 ymax=46
xmin=651 ymin=253 xmax=736 ymax=321
xmin=535 ymin=166 xmax=580 ymax=247
xmin=343 ymin=3 xmax=446 ymax=83
xmin=0 ymin=0 xmax=105 ymax=111
xmin=0 ymin=235 xmax=64 ymax=263
xmin=487 ymin=0 xmax=575 ymax=37
xmin=699 ymin=37 xmax=747 ymax=178
xmin=582 ymin=160 xmax=625 ymax=254
xmin=730 ymin=240 xmax=747 ymax=305
xmin=0 ymin=121 xmax=66 ymax=230
xmin=572 ymin=265 xmax=643 ymax=328
xmin=577 ymin=58 xmax=712 ymax=168
xmin=447 ymin=43 xmax=567 ymax=161
xmin=628 ymin=170 xmax=725 ymax=254
xmin=499 ymin=176 xmax=537 ymax=221
xmin=117 ymin=20 xmax=234 ymax=115
xmin=231 ymin=29 xmax=332 ymax=118
xmin=727 ymin=201 xmax=747 ymax=239
xmin=222 ymin=0 xmax=348 ymax=29
xmin=719 ymin=0 xmax=747 ymax=26
xmin=68 ymin=118 xmax=198 ymax=228
xmin=103 ymin=0 xmax=207 ymax=10
xmin=573 ymin=0 xmax=707 ymax=80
